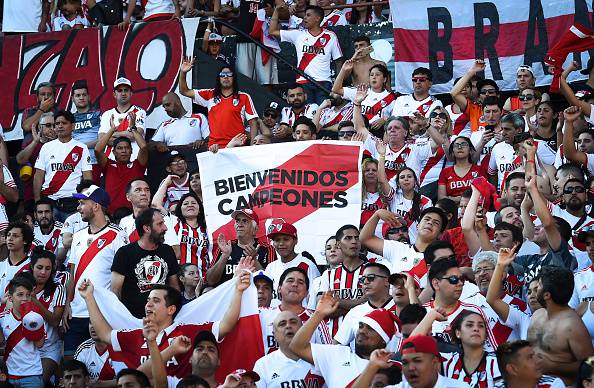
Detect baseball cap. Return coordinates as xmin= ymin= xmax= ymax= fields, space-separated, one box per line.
xmin=231 ymin=208 xmax=259 ymax=224
xmin=401 ymin=335 xmax=444 ymax=360
xmin=113 ymin=77 xmax=132 ymax=89
xmin=194 ymin=330 xmax=219 ymax=350
xmin=263 ymin=102 xmax=281 ymax=116
xmin=581 ymin=58 xmax=594 ymax=75
xmin=72 ymin=185 xmax=111 ymax=208
xmin=230 ymin=369 xmax=260 ymax=382
xmin=167 ymin=150 xmax=185 ymax=164
xmin=388 ymin=271 xmax=420 ymax=289
xmin=20 ymin=302 xmax=45 ymax=342
xmin=253 ymin=270 xmax=273 ymax=287
xmin=576 ymin=89 xmax=593 ymax=100
xmin=209 ymin=33 xmax=223 ymax=43
xmin=266 ymin=222 xmax=298 ymax=239
xmin=578 ymin=225 xmax=594 ymax=243
xmin=516 ymin=65 xmax=534 ymax=76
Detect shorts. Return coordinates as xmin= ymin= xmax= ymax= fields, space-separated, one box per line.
xmin=64 ymin=317 xmax=90 ymax=356
xmin=40 ymin=339 xmax=62 ymax=363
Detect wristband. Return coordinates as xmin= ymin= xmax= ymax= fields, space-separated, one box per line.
xmin=354 ymin=103 xmax=362 ymax=107
xmin=526 ymin=160 xmax=535 ymax=164
xmin=38 ymin=108 xmax=47 ymax=113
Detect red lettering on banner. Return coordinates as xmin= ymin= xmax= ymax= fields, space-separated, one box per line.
xmin=0 ymin=20 xmax=186 ymax=131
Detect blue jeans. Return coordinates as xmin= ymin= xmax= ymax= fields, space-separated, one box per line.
xmin=303 ymin=81 xmax=332 ymax=105
xmin=9 ymin=375 xmax=43 ymax=388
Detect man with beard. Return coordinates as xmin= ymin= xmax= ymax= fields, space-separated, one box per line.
xmin=274 ymin=84 xmax=319 ymax=142
xmin=290 ymin=292 xmax=401 ymax=387
xmin=111 ymin=207 xmax=180 ymax=318
xmin=65 ymin=185 xmax=128 ymax=357
xmin=552 ymin=178 xmax=594 ymax=230
xmin=33 ymin=198 xmax=63 ymax=255
xmin=254 ymin=311 xmax=325 ymax=387
xmin=72 ymin=80 xmax=101 ymax=165
xmin=500 ymin=172 xmax=526 ymax=207
xmin=528 ymin=265 xmax=594 ymax=385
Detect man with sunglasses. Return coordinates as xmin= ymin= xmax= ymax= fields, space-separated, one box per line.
xmin=503 ymin=65 xmax=550 ymax=114
xmin=551 ymin=178 xmax=593 ymax=230
xmin=393 ymin=67 xmax=442 ymax=118
xmin=258 ymin=102 xmax=281 ymax=141
xmin=384 ymin=224 xmax=409 ymax=243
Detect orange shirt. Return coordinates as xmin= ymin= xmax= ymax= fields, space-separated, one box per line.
xmin=464 ymin=98 xmax=488 ymax=132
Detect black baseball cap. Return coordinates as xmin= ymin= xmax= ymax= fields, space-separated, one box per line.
xmin=167 ymin=150 xmax=185 ymax=164
xmin=194 ymin=331 xmax=218 ymax=351
xmin=581 ymin=58 xmax=594 ymax=75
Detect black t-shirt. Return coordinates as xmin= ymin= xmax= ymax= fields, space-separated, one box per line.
xmin=111 ymin=242 xmax=180 ymax=318
xmin=213 ymin=240 xmax=275 ymax=286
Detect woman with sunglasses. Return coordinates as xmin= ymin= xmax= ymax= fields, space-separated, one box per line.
xmin=179 ymin=57 xmax=258 ymax=148
xmin=518 ymin=87 xmax=541 ymax=130
xmin=438 ymin=136 xmax=482 ymax=203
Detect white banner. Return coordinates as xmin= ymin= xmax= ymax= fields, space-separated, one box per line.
xmin=390 ymin=0 xmax=592 ymax=93
xmin=197 ymin=141 xmax=363 ymax=264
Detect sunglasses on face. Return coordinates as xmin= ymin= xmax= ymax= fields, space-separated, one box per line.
xmin=412 ymin=77 xmax=428 ymax=83
xmin=519 ymin=94 xmax=535 ymax=101
xmin=338 ymin=130 xmax=356 ymax=137
xmin=479 ymin=89 xmax=497 ymax=95
xmin=429 ymin=112 xmax=448 ymax=120
xmin=358 ymin=274 xmax=387 ymax=284
xmin=440 ymin=275 xmax=465 ymax=285
xmin=219 ymin=71 xmax=233 ymax=78
xmin=40 ymin=123 xmax=55 ymax=128
xmin=263 ymin=112 xmax=278 ymax=118
xmin=564 ymin=186 xmax=586 ymax=194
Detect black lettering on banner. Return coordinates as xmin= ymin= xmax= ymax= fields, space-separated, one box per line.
xmin=218 ymin=198 xmax=233 ymax=215
xmin=474 ymin=2 xmax=502 ymax=80
xmin=427 ymin=7 xmax=453 ymax=85
xmin=524 ymin=0 xmax=549 ymax=71
xmin=572 ymin=0 xmax=594 ymax=64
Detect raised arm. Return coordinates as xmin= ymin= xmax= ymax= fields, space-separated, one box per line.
xmin=562 ymin=106 xmax=588 ymax=167
xmin=451 ymin=60 xmax=485 ymax=112
xmin=486 ymin=247 xmax=517 ymax=322
xmin=353 ymin=84 xmax=370 ymax=140
xmin=131 ymin=124 xmax=148 ymax=166
xmin=95 ymin=115 xmax=117 ymax=168
xmin=360 ymin=209 xmax=400 ymax=255
xmin=268 ymin=4 xmax=284 ymax=37
xmin=461 ymin=185 xmax=482 ymax=257
xmin=331 ymin=59 xmax=354 ymax=97
xmin=525 ymin=173 xmax=561 ymax=251
xmin=16 ymin=125 xmax=41 ymax=165
xmin=350 ymin=350 xmax=395 ymax=388
xmin=218 ymin=267 xmax=251 ymax=338
xmin=559 ymin=74 xmax=591 ymax=117
xmin=178 ymin=56 xmax=196 ymax=100
xmin=79 ymin=280 xmax=113 ymax=344
xmin=312 ymin=100 xmax=331 ymax=130
xmin=151 ymin=175 xmax=174 ymax=213
xmin=375 ymin=140 xmax=391 ymax=196
xmin=410 ymin=308 xmax=446 ymax=337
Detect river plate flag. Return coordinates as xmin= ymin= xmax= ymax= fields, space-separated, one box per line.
xmin=197 ymin=141 xmax=363 ymax=264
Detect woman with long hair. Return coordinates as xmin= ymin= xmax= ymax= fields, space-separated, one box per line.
xmin=576 ymin=357 xmax=594 ymax=388
xmin=438 ymin=136 xmax=482 ymax=203
xmin=360 ymin=158 xmax=389 ymax=237
xmin=178 ymin=263 xmax=202 ymax=305
xmin=519 ymin=86 xmax=542 ymax=129
xmin=532 ymin=101 xmax=560 ymax=166
xmin=349 ymin=0 xmax=384 ymax=24
xmin=29 ymin=248 xmax=66 ymax=386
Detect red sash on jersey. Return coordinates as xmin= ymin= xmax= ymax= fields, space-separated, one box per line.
xmin=4 ymin=320 xmax=24 ymax=366
xmin=42 ymin=145 xmax=84 ymax=196
xmin=416 ymin=97 xmax=435 ymax=115
xmin=105 ymin=108 xmax=139 ymax=158
xmin=297 ymin=32 xmax=332 ymax=79
xmin=45 ymin=228 xmax=62 ymax=253
xmin=419 ymin=147 xmax=445 ymax=184
xmin=364 ymin=92 xmax=396 ymax=120
xmin=73 ymin=230 xmax=118 ymax=287
xmin=322 ymin=13 xmax=341 ymax=27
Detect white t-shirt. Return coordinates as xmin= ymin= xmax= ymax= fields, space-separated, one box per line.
xmin=280 ymin=29 xmax=343 ymax=83
xmin=99 ymin=106 xmax=147 ymax=161
xmin=570 ymin=265 xmax=594 ymax=308
xmin=152 ymin=112 xmax=209 ymax=146
xmin=34 ymin=138 xmax=92 ymax=200
xmin=2 ymin=0 xmax=50 ymax=32
xmin=52 ymin=15 xmax=89 ymax=31
xmin=143 ymin=0 xmax=175 ymax=20
xmin=343 ymin=87 xmax=395 ymax=124
xmin=264 ymin=253 xmax=320 ymax=304
xmin=393 ymin=94 xmax=443 ymax=118
xmin=253 ymin=349 xmax=324 ymax=388
xmin=69 ymin=224 xmax=129 ymax=318
xmin=0 ymin=257 xmax=30 ymax=301
xmin=310 ymin=344 xmax=369 ymax=387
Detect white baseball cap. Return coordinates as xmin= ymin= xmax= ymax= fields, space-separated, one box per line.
xmin=114 ymin=77 xmax=132 ymax=89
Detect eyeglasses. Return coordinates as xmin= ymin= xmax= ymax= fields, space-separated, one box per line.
xmin=440 ymin=275 xmax=465 ymax=285
xmin=435 ymin=254 xmax=457 ymax=262
xmin=452 ymin=142 xmax=469 ymax=149
xmin=358 ymin=274 xmax=388 ymax=284
xmin=564 ymin=186 xmax=586 ymax=194
xmin=474 ymin=266 xmax=494 ymax=275
xmin=169 ymin=159 xmax=186 ymax=166
xmin=263 ymin=112 xmax=278 ymax=118
xmin=338 ymin=130 xmax=356 ymax=137
xmin=519 ymin=94 xmax=535 ymax=101
xmin=412 ymin=77 xmax=428 ymax=83
xmin=429 ymin=111 xmax=448 ymax=120
xmin=219 ymin=71 xmax=233 ymax=78
xmin=479 ymin=89 xmax=498 ymax=95
xmin=40 ymin=123 xmax=55 ymax=128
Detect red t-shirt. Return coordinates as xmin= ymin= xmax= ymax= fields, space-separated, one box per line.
xmin=102 ymin=159 xmax=146 ymax=213
xmin=438 ymin=165 xmax=483 ymax=198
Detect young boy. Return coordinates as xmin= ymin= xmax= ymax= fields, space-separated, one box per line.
xmin=0 ymin=276 xmax=45 ymax=387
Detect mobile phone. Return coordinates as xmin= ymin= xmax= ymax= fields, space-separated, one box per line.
xmin=360 ymin=46 xmax=374 ymax=56
xmin=484 ymin=124 xmax=495 ymax=133
xmin=513 ymin=132 xmax=531 ymax=145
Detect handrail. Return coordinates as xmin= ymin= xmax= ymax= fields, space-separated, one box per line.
xmin=321 ymin=1 xmax=389 ymax=9
xmin=208 ymin=18 xmax=333 ymax=96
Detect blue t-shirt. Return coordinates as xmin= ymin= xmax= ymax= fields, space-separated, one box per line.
xmin=73 ymin=110 xmax=101 ymax=164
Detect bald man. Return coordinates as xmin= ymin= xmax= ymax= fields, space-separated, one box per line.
xmin=150 ymin=93 xmax=210 ymax=152
xmin=253 ymin=311 xmax=324 ymax=388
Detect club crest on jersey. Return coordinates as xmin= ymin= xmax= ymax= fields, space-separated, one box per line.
xmin=422 ymin=105 xmax=430 ymax=112
xmin=320 ymin=37 xmax=327 ymax=44
xmin=380 ymin=100 xmax=387 ymax=107
xmin=51 ymin=237 xmax=57 ymax=246
xmin=72 ymin=153 xmax=79 ymax=162
xmin=97 ymin=238 xmax=106 ymax=249
xmin=233 ymin=99 xmax=240 ymax=106
xmin=189 ymin=119 xmax=197 ymax=127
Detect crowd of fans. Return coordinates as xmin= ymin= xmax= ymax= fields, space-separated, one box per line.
xmin=4 ymin=1 xmax=594 ymax=388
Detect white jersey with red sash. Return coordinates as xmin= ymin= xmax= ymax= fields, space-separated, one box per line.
xmin=363 ymin=135 xmax=412 ymax=181
xmin=318 ymin=104 xmax=354 ymax=128
xmin=280 ymin=28 xmax=343 ymax=83
xmin=0 ymin=309 xmax=43 ymax=377
xmin=69 ymin=224 xmax=128 ymax=318
xmin=33 ymin=222 xmax=63 ymax=255
xmin=34 ymin=138 xmax=92 ymax=200
xmin=75 ymin=339 xmax=116 ymax=382
xmin=250 ymin=9 xmax=281 ymax=66
xmin=0 ymin=257 xmax=30 ymax=301
xmin=446 ymin=104 xmax=471 ymax=137
xmin=0 ymin=166 xmax=16 ymax=232
xmin=393 ymin=94 xmax=443 ymax=118
xmin=280 ymin=104 xmax=318 ymax=127
xmin=99 ymin=106 xmax=147 ymax=161
xmin=173 ymin=218 xmax=209 ymax=277
xmin=406 ymin=138 xmax=447 ymax=187
xmin=343 ymin=87 xmax=396 ymax=124
xmin=321 ymin=9 xmax=348 ymax=27
xmin=442 ymin=352 xmax=500 ymax=388
xmin=317 ymin=264 xmax=365 ymax=336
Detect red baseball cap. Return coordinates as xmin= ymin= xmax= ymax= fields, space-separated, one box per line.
xmin=231 ymin=208 xmax=259 ymax=224
xmin=401 ymin=335 xmax=443 ymax=360
xmin=267 ymin=222 xmax=298 ymax=239
xmin=20 ymin=302 xmax=45 ymax=342
xmin=231 ymin=369 xmax=260 ymax=382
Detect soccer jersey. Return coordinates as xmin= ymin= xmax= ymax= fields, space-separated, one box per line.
xmin=321 ymin=9 xmax=348 ymax=27
xmin=99 ymin=106 xmax=147 ymax=161
xmin=259 ymin=306 xmax=331 ymax=354
xmin=442 ymin=352 xmax=500 ymax=388
xmin=158 ymin=174 xmax=190 ymax=210
xmin=73 ymin=110 xmax=101 ymax=164
xmin=152 ymin=112 xmax=210 ymax=146
xmin=0 ymin=257 xmax=30 ymax=300
xmin=361 ymin=191 xmax=388 ymax=237
xmin=74 ymin=339 xmax=116 ymax=382
xmin=343 ymin=87 xmax=396 ymax=124
xmin=142 ymin=0 xmax=175 ymax=20
xmin=318 ymin=104 xmax=354 ymax=128
xmin=33 ymin=222 xmax=63 ymax=255
xmin=253 ymin=349 xmax=325 ymax=388
xmin=0 ymin=309 xmax=43 ymax=377
xmin=69 ymin=224 xmax=128 ymax=318
xmin=310 ymin=344 xmax=369 ymax=387
xmin=280 ymin=104 xmax=318 ymax=127
xmin=570 ymin=265 xmax=594 ymax=308
xmin=381 ymin=240 xmax=428 ymax=287
xmin=405 ymin=139 xmax=446 ymax=187
xmin=488 ymin=142 xmax=523 ymax=190
xmin=385 ymin=189 xmax=431 ymax=243
xmin=280 ymin=29 xmax=343 ymax=83
xmin=193 ymin=89 xmax=258 ymax=147
xmin=363 ymin=135 xmax=412 ymax=181
xmin=0 ymin=166 xmax=16 ymax=231
xmin=172 ymin=218 xmax=209 ymax=277
xmin=446 ymin=104 xmax=471 ymax=136
xmin=118 ymin=213 xmax=178 ymax=246
xmin=110 ymin=322 xmax=219 ymax=378
xmin=393 ymin=94 xmax=443 ymax=118
xmin=264 ymin=253 xmax=320 ymax=302
xmin=317 ymin=263 xmax=365 ymax=336
xmin=36 ymin=284 xmax=66 ymax=350
xmin=34 ymin=138 xmax=92 ymax=200
xmin=438 ymin=165 xmax=483 ymax=198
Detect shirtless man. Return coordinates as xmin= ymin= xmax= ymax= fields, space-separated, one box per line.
xmin=348 ymin=36 xmax=386 ymax=87
xmin=527 ymin=265 xmax=594 ymax=385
